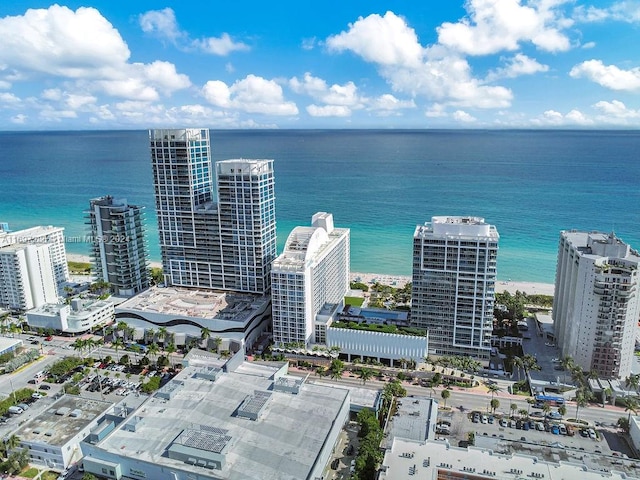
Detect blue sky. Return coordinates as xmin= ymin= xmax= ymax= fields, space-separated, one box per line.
xmin=0 ymin=1 xmax=639 ymax=129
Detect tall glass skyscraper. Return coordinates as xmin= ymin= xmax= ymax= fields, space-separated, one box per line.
xmin=87 ymin=195 xmax=149 ymax=296
xmin=150 ymin=128 xmax=276 ymax=294
xmin=411 ymin=216 xmax=498 ymax=360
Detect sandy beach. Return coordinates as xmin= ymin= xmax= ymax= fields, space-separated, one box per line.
xmin=66 ymin=254 xmax=554 ymax=296
xmin=67 ymin=253 xmax=162 ymax=269
xmin=350 ymin=272 xmax=554 ymax=296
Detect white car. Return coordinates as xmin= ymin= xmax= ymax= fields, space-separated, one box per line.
xmin=31 ymin=392 xmax=43 ymax=399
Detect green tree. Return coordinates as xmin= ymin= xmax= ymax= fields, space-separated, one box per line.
xmin=574 ymin=390 xmax=589 ymax=421
xmin=441 ymin=389 xmax=451 ymax=408
xmin=147 ymin=343 xmax=160 ymax=365
xmin=82 ymin=473 xmax=98 ymax=480
xmin=200 ymin=327 xmax=211 ymax=349
xmin=166 ymin=343 xmax=177 ymax=367
xmin=329 ymin=359 xmax=345 ymax=381
xmin=357 ymin=367 xmax=374 ymax=385
xmin=157 ymin=327 xmax=168 ymax=347
xmin=510 ymin=403 xmax=518 ymax=418
xmin=622 ymin=396 xmax=639 ymax=426
xmin=490 ymin=398 xmax=500 ymax=413
xmin=112 ymin=337 xmax=125 ymax=361
xmin=487 ymin=383 xmax=501 ymax=399
xmin=558 ymin=404 xmax=567 ymax=417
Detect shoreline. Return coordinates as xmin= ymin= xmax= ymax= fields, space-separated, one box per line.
xmin=65 ymin=254 xmax=554 ymax=296
xmin=67 ymin=253 xmax=162 ymax=269
xmin=350 ymin=272 xmax=554 ymax=296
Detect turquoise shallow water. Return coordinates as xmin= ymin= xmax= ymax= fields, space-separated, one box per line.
xmin=1 ymin=129 xmax=639 ymax=283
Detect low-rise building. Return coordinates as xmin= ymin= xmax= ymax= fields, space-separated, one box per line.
xmin=326 ymin=325 xmax=428 ymax=366
xmin=27 ymin=297 xmax=114 ymax=333
xmin=115 ymin=286 xmax=271 ymax=350
xmin=379 ymin=437 xmax=635 ymax=480
xmin=11 ymin=395 xmax=114 ymax=470
xmin=81 ymin=352 xmax=350 ymax=479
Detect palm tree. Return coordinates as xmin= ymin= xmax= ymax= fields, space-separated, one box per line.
xmin=558 ymin=404 xmax=567 ymax=417
xmin=166 ymin=343 xmax=177 ymax=367
xmin=574 ymin=389 xmax=590 ymax=421
xmin=490 ymin=398 xmax=500 ymax=413
xmin=116 ymin=321 xmax=129 ymax=341
xmin=622 ymin=396 xmax=639 ymax=425
xmin=602 ymin=386 xmax=612 ymax=407
xmin=147 ymin=343 xmax=160 ymax=366
xmin=357 ymin=367 xmax=374 ymax=385
xmin=213 ymin=336 xmax=222 ymax=353
xmin=200 ymin=327 xmax=211 ymax=350
xmin=4 ymin=434 xmax=20 ymax=456
xmin=146 ymin=328 xmax=156 ymax=345
xmin=441 ymin=389 xmax=451 ymax=408
xmin=157 ymin=327 xmax=168 ymax=347
xmin=71 ymin=338 xmax=86 ymax=357
xmin=112 ymin=337 xmax=125 ymax=361
xmin=329 ymin=359 xmax=345 ymax=381
xmin=511 ymin=356 xmax=523 ymax=381
xmin=510 ymin=403 xmax=518 ymax=418
xmin=487 ymin=383 xmax=501 ymax=399
xmin=625 ymin=374 xmax=640 ymax=396
xmin=542 ymin=402 xmax=552 ymax=417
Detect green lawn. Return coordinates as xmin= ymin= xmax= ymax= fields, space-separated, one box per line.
xmin=344 ymin=296 xmax=364 ymax=307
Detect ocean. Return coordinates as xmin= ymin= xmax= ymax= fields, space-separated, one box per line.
xmin=1 ymin=129 xmax=639 ymax=284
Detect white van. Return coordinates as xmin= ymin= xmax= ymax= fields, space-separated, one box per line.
xmin=8 ymin=406 xmax=24 ymax=415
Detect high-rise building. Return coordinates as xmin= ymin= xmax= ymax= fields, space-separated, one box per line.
xmin=553 ymin=231 xmax=640 ymax=379
xmin=411 ymin=216 xmax=498 ymax=360
xmin=150 ymin=128 xmax=276 ymax=294
xmin=271 ymin=213 xmax=350 ymax=347
xmin=0 ymin=225 xmax=69 ymax=294
xmin=0 ymin=243 xmax=58 ymax=310
xmin=87 ymin=196 xmax=150 ymax=296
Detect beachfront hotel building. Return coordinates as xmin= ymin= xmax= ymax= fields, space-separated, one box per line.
xmin=0 ymin=243 xmax=58 ymax=311
xmin=411 ymin=216 xmax=498 ymax=360
xmin=271 ymin=212 xmax=350 ymax=347
xmin=87 ymin=196 xmax=150 ymax=296
xmin=553 ymin=231 xmax=640 ymax=379
xmin=0 ymin=225 xmax=69 ymax=294
xmin=150 ymin=129 xmax=276 ymax=294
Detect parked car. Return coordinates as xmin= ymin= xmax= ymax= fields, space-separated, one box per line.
xmin=588 ymin=428 xmax=596 ymax=439
xmin=499 ymin=418 xmax=508 ymax=427
xmin=551 ymin=425 xmax=560 ymax=435
xmin=559 ymin=425 xmax=567 ymax=435
xmin=548 ymin=412 xmax=562 ymax=420
xmin=39 ymin=384 xmax=51 ymax=390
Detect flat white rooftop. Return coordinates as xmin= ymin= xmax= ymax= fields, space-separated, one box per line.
xmin=94 ymin=359 xmax=349 ymax=479
xmin=15 ymin=396 xmax=112 ymax=447
xmin=380 ymin=438 xmax=636 ymax=480
xmin=116 ymin=286 xmax=267 ymax=322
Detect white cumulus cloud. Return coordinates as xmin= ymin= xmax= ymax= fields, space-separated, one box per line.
xmin=0 ymin=5 xmax=190 ymax=103
xmin=453 ymin=110 xmax=477 ymax=122
xmin=140 ymin=8 xmax=249 ymax=56
xmin=325 ymin=11 xmax=513 ymax=109
xmin=203 ymin=75 xmax=298 ymax=115
xmin=570 ymin=60 xmax=640 ymax=91
xmin=593 ymin=100 xmax=640 ymax=119
xmin=486 ymin=53 xmax=549 ymax=81
xmin=573 ymin=2 xmax=640 ymax=23
xmin=327 ymin=11 xmax=424 ymax=68
xmin=437 ymin=0 xmax=572 ymax=55
xmin=306 ymin=105 xmax=352 ymax=117
xmin=531 ymin=108 xmax=593 ymax=126
xmin=139 ymin=7 xmax=183 ymax=43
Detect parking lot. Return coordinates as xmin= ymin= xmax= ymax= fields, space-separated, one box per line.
xmin=436 ymin=408 xmax=635 ymax=460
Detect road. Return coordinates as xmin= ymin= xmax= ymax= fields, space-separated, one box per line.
xmin=290 ymin=368 xmax=627 ymax=428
